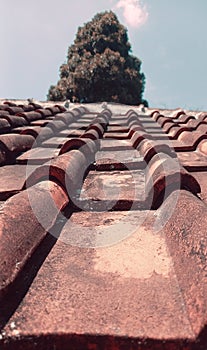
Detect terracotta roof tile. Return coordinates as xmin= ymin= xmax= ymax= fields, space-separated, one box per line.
xmin=1 ymin=101 xmax=207 ymax=349
xmin=16 ymin=111 xmax=42 ymax=123
xmin=0 ymin=181 xmax=68 ymax=299
xmin=1 ymin=115 xmax=28 ymax=128
xmin=0 ymin=134 xmax=35 ymax=165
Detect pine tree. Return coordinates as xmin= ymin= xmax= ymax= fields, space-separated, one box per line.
xmin=47 ymin=11 xmax=147 ymax=106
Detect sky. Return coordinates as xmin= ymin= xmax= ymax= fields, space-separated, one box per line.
xmin=1 ymin=0 xmax=207 ymax=110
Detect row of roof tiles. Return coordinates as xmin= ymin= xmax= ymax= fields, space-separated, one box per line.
xmin=0 ymin=100 xmax=207 ymax=349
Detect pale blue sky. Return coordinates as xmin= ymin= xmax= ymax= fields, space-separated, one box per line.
xmin=1 ymin=0 xmax=207 ymax=110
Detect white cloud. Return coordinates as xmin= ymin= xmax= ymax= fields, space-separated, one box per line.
xmin=115 ymin=0 xmax=148 ymax=28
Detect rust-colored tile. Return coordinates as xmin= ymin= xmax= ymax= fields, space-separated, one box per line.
xmin=58 ymin=128 xmax=84 ymax=138
xmin=95 ymin=149 xmax=144 ymax=171
xmin=81 ymin=129 xmax=100 ymax=140
xmin=197 ymin=139 xmax=207 ymax=155
xmin=145 ymin=153 xmax=200 ymax=209
xmin=20 ymin=126 xmax=42 ymax=138
xmin=4 ymin=107 xmax=24 ymax=115
xmin=177 ymin=151 xmax=207 ymax=171
xmin=41 ymin=137 xmax=71 ymax=148
xmin=28 ymin=102 xmax=42 ymax=109
xmin=54 ymin=104 xmax=67 ymax=112
xmin=158 ymin=190 xmax=207 ymax=337
xmin=0 ymin=210 xmax=196 ymax=348
xmin=25 ymin=150 xmax=89 ymax=201
xmin=59 ymin=138 xmax=99 ymax=162
xmin=176 ymin=115 xmax=195 ymax=124
xmin=1 ymin=115 xmax=28 ymax=128
xmin=0 ymin=110 xmax=9 ymax=117
xmin=46 ymin=120 xmax=67 ymax=132
xmin=170 ymin=110 xmax=186 ymax=119
xmin=107 ymin=125 xmax=129 ymax=133
xmin=87 ymin=123 xmax=105 ymax=138
xmin=104 ymin=131 xmax=130 ymax=139
xmin=137 ymin=139 xmax=176 ymax=163
xmin=130 ymin=131 xmax=151 ymax=149
xmin=0 ymin=181 xmax=68 ymax=299
xmin=3 ymin=101 xmax=17 ymax=107
xmin=17 ymin=111 xmax=42 ymax=123
xmin=30 ymin=120 xmax=49 ymax=127
xmin=46 ymin=106 xmax=60 ymax=115
xmin=0 ymin=119 xmax=11 ymax=133
xmin=80 ymin=169 xmax=146 ymax=205
xmin=100 ymin=139 xmax=133 ymax=151
xmin=35 ymin=109 xmax=52 ymax=117
xmin=54 ymin=112 xmax=75 ymax=125
xmin=16 ymin=147 xmax=59 ymax=165
xmin=0 ymin=134 xmax=35 ymax=165
xmin=34 ymin=127 xmax=54 ymax=144
xmin=0 ymin=164 xmax=35 ymax=200
xmin=168 ymin=125 xmax=192 ymax=139
xmin=178 ymin=130 xmax=207 ymax=149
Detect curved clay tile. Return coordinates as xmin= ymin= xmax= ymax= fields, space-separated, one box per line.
xmin=146 ymin=153 xmax=201 ymax=209
xmin=0 ymin=134 xmax=35 ymax=165
xmin=46 ymin=106 xmax=61 ymax=115
xmin=152 ymin=113 xmax=165 ymax=122
xmin=17 ymin=111 xmax=42 ymax=123
xmin=4 ymin=106 xmax=24 ymax=115
xmin=186 ymin=119 xmax=204 ymax=128
xmin=197 ymin=139 xmax=207 ymax=155
xmin=59 ymin=138 xmax=99 ymax=163
xmin=151 ymin=111 xmax=160 ymax=121
xmin=127 ymin=113 xmax=138 ymax=122
xmin=20 ymin=126 xmax=42 ymax=139
xmin=92 ymin=117 xmax=108 ymax=131
xmin=46 ymin=120 xmax=67 ymax=133
xmin=125 ymin=109 xmax=137 ymax=117
xmin=131 ymin=130 xmax=152 ymax=149
xmin=0 ymin=110 xmax=9 ymax=116
xmin=196 ymin=123 xmax=207 ymax=133
xmin=86 ymin=123 xmax=105 ymax=138
xmin=54 ymin=112 xmax=75 ymax=125
xmin=0 ymin=180 xmax=68 ymax=298
xmin=36 ymin=109 xmax=53 ymax=117
xmin=170 ymin=110 xmax=186 ymax=119
xmin=162 ymin=121 xmax=178 ymax=133
xmin=0 ymin=119 xmax=11 ymax=133
xmin=138 ymin=139 xmax=176 ymax=164
xmin=197 ymin=112 xmax=207 ymax=122
xmin=157 ymin=116 xmax=172 ymax=127
xmin=2 ymin=115 xmax=28 ymax=128
xmin=176 ymin=115 xmax=195 ymax=124
xmin=77 ymin=106 xmax=89 ymax=114
xmin=168 ymin=126 xmax=193 ymax=139
xmin=25 ymin=150 xmax=89 ymax=200
xmin=28 ymin=102 xmax=42 ymax=109
xmin=127 ymin=119 xmax=143 ymax=128
xmin=81 ymin=129 xmax=100 ymax=140
xmin=35 ymin=127 xmax=55 ymax=145
xmin=128 ymin=124 xmax=144 ymax=138
xmin=101 ymin=108 xmax=112 ymax=119
xmin=22 ymin=104 xmax=35 ymax=112
xmin=54 ymin=104 xmax=67 ymax=112
xmin=3 ymin=101 xmax=17 ymax=107
xmin=178 ymin=131 xmax=207 ymax=149
xmin=69 ymin=109 xmax=82 ymax=119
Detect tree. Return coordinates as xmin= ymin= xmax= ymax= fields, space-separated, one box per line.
xmin=47 ymin=11 xmax=148 ymax=106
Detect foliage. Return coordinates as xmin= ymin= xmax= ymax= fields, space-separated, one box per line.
xmin=47 ymin=11 xmax=147 ymax=105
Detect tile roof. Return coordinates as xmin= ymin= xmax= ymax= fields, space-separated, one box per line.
xmin=0 ymin=100 xmax=207 ymax=349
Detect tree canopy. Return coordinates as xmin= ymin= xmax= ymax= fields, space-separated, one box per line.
xmin=47 ymin=11 xmax=148 ymax=106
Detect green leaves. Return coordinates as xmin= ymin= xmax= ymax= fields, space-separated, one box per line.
xmin=47 ymin=10 xmax=147 ymax=105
